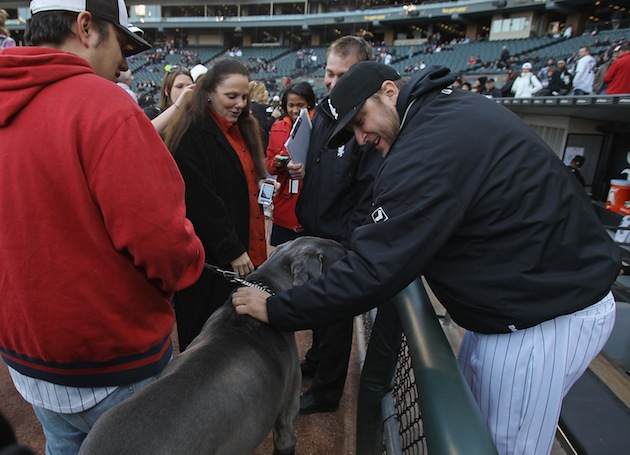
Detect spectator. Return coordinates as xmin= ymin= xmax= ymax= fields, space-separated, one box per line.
xmin=501 ymin=68 xmax=517 ymax=97
xmin=555 ymin=60 xmax=573 ymax=94
xmin=116 ymin=69 xmax=137 ymax=103
xmin=0 ymin=1 xmax=205 ymax=453
xmin=481 ymin=78 xmax=502 ymax=98
xmin=567 ymin=155 xmax=586 ymax=187
xmin=265 ymin=82 xmax=316 ymax=246
xmin=537 ymin=58 xmax=556 ymax=88
xmin=249 ymin=80 xmax=272 ymax=150
xmin=164 ymin=58 xmax=268 ymax=351
xmin=563 ymin=24 xmax=573 ymax=39
xmin=471 ymin=79 xmax=482 ymax=93
xmin=499 ymin=45 xmax=510 ymax=63
xmin=461 ymin=81 xmax=472 ymax=91
xmin=604 ymin=42 xmax=630 ymax=94
xmin=512 ymin=62 xmax=543 ymax=98
xmin=572 ymin=46 xmax=596 ymax=95
xmin=293 ymin=36 xmax=381 ymax=417
xmin=593 ymin=54 xmax=611 ymax=94
xmin=151 ymin=67 xmax=194 ymax=131
xmin=0 ymin=8 xmax=15 ymax=49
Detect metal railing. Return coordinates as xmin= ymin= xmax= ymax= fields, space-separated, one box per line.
xmin=357 ymin=279 xmax=498 ymax=455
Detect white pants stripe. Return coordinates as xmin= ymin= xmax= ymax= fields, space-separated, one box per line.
xmin=458 ymin=292 xmax=616 ymax=455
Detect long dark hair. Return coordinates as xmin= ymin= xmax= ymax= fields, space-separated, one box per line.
xmin=165 ymin=58 xmax=266 ymax=179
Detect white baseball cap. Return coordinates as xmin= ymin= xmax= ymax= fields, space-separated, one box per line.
xmin=30 ymin=0 xmax=151 ymax=56
xmin=522 ymin=62 xmax=533 ymax=70
xmin=190 ymin=64 xmax=208 ymax=82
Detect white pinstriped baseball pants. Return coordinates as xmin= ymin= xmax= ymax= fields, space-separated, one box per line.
xmin=458 ymin=292 xmax=616 ymax=455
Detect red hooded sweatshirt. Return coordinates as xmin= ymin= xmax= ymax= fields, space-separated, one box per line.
xmin=0 ymin=48 xmax=205 ymax=387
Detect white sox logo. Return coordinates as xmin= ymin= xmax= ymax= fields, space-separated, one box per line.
xmin=328 ymin=99 xmax=338 ymax=120
xmin=371 ymin=207 xmax=389 ymax=223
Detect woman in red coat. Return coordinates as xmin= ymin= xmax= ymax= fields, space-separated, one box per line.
xmin=265 ymin=82 xmax=316 ymax=246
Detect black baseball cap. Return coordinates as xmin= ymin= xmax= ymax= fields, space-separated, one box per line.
xmin=30 ymin=0 xmax=151 ymax=56
xmin=327 ymin=61 xmax=400 ymax=148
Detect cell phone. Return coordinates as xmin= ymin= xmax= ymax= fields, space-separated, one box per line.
xmin=275 ymin=155 xmax=291 ymax=167
xmin=257 ymin=181 xmax=275 ymax=206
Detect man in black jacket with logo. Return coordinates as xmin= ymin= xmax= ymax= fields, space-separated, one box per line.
xmin=234 ymin=62 xmax=620 ymax=454
xmin=292 ymin=36 xmax=382 ymax=414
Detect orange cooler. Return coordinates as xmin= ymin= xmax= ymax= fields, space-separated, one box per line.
xmin=606 ymin=179 xmax=630 ymax=214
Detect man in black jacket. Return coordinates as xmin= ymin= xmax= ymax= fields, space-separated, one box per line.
xmin=234 ymin=62 xmax=620 ymax=455
xmin=293 ymin=36 xmax=382 ymax=414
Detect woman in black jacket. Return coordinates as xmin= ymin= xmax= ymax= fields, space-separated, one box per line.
xmin=165 ymin=59 xmax=267 ymax=350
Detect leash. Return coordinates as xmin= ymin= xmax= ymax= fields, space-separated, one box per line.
xmin=203 ymin=263 xmax=275 ymax=295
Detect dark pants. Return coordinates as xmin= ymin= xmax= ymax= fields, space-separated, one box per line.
xmin=356 ymin=303 xmax=403 ymax=455
xmin=303 ymin=318 xmax=354 ymax=405
xmin=174 ymin=271 xmax=235 ymax=351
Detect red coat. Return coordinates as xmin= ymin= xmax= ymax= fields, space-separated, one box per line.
xmin=604 ymin=52 xmax=630 ymax=95
xmin=265 ymin=116 xmax=303 ymax=231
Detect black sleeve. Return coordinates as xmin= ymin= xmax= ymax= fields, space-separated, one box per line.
xmin=174 ymin=133 xmax=245 ymax=265
xmin=345 ymin=143 xmax=384 ymax=234
xmin=267 ymin=133 xmax=468 ymax=330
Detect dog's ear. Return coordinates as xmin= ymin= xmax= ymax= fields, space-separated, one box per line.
xmin=290 ymin=253 xmax=323 ymax=287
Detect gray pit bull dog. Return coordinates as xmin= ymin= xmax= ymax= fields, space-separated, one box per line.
xmin=79 ymin=237 xmax=345 ymax=455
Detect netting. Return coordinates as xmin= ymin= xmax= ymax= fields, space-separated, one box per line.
xmin=388 ymin=337 xmax=427 ymax=454
xmin=360 ymin=314 xmax=427 ymax=454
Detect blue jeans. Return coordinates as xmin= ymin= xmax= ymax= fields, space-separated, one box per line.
xmin=32 ymin=375 xmax=157 ymax=455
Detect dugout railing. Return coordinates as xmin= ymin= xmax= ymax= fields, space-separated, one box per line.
xmin=357 ymin=279 xmax=498 ymax=455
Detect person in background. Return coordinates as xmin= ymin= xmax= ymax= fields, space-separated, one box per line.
xmin=164 ymin=58 xmax=268 ymax=351
xmin=151 ymin=67 xmax=194 ymax=133
xmin=461 ymin=81 xmax=472 ymax=91
xmin=572 ymin=46 xmax=596 ymax=95
xmin=537 ymin=58 xmax=556 ymax=89
xmin=116 ymin=69 xmax=137 ymax=103
xmin=567 ymin=155 xmax=586 ymax=187
xmin=511 ymin=62 xmax=542 ymax=98
xmin=555 ymin=59 xmax=573 ymax=95
xmin=249 ymin=80 xmax=272 ymax=152
xmin=292 ymin=36 xmax=382 ymax=416
xmin=265 ymin=82 xmax=316 ymax=246
xmin=604 ymin=42 xmax=630 ymax=94
xmin=0 ymin=9 xmax=16 ymax=48
xmin=500 ymin=68 xmax=517 ymax=97
xmin=0 ymin=1 xmax=205 ymax=453
xmin=481 ymin=78 xmax=502 ymax=98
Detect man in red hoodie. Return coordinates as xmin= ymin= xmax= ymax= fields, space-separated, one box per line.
xmin=604 ymin=42 xmax=630 ymax=95
xmin=0 ymin=1 xmax=205 ymax=453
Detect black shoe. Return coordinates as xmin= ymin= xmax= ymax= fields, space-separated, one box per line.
xmin=299 ymin=392 xmax=338 ymax=415
xmin=300 ymin=360 xmax=317 ymax=378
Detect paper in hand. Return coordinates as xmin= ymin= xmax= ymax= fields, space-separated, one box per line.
xmin=285 ymin=108 xmax=311 ymax=169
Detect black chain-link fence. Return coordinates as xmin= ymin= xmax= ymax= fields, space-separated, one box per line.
xmin=360 ymin=314 xmax=427 ymax=455
xmin=389 ymin=337 xmax=427 ymax=454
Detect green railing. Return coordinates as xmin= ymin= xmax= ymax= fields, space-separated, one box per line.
xmin=358 ymin=279 xmax=498 ymax=455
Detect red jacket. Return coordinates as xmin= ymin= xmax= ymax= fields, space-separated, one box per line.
xmin=604 ymin=52 xmax=630 ymax=95
xmin=0 ymin=48 xmax=205 ymax=387
xmin=265 ymin=116 xmax=303 ymax=231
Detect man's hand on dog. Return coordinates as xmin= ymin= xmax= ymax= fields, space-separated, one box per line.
xmin=232 ymin=287 xmax=270 ymax=323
